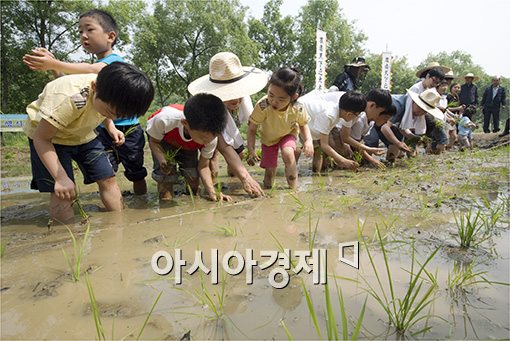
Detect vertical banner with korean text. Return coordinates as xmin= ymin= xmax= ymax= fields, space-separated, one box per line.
xmin=315 ymin=29 xmax=327 ymax=91
xmin=381 ymin=52 xmax=392 ymax=91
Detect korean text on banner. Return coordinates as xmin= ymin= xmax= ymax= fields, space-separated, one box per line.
xmin=381 ymin=52 xmax=392 ymax=91
xmin=315 ymin=29 xmax=327 ymax=91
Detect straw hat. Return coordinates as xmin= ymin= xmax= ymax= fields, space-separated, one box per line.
xmin=407 ymin=88 xmax=444 ymax=120
xmin=444 ymin=70 xmax=455 ymax=80
xmin=415 ymin=62 xmax=451 ymax=78
xmin=188 ymin=52 xmax=268 ymax=101
xmin=463 ymin=72 xmax=479 ymax=81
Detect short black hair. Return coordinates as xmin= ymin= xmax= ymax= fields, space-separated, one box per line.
xmin=339 ymin=91 xmax=367 ymax=113
xmin=366 ymin=88 xmax=392 ymax=110
xmin=79 ymin=9 xmax=119 ymax=47
xmin=426 ymin=67 xmax=445 ymax=80
xmin=381 ymin=103 xmax=397 ymax=117
xmin=184 ymin=93 xmax=227 ymax=135
xmin=463 ymin=105 xmax=476 ymax=119
xmin=95 ymin=62 xmax=154 ymax=119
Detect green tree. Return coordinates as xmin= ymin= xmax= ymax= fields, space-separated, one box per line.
xmin=295 ymin=0 xmax=367 ymax=92
xmin=132 ymin=0 xmax=258 ymax=106
xmin=360 ymin=53 xmax=416 ymax=95
xmin=247 ymin=0 xmax=297 ymax=72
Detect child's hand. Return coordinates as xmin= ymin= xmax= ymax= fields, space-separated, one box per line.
xmin=109 ymin=129 xmax=125 ymax=146
xmin=207 ymin=192 xmax=232 ymax=202
xmin=159 ymin=161 xmax=172 ymax=175
xmin=241 ymin=177 xmax=265 ymax=198
xmin=54 ymin=176 xmax=77 ymax=201
xmin=397 ymin=141 xmax=412 ymax=153
xmin=23 ymin=47 xmax=56 ymax=71
xmin=302 ymin=140 xmax=314 ymax=157
xmin=370 ymin=158 xmax=386 ymax=170
xmin=366 ymin=146 xmax=385 ymax=156
xmin=339 ymin=159 xmax=359 ymax=171
xmin=247 ymin=151 xmax=259 ymax=166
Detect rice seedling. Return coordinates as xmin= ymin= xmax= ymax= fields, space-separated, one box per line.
xmin=280 ymin=319 xmax=293 ymax=340
xmin=85 ymin=274 xmax=163 ymax=341
xmin=0 ymin=243 xmax=6 ymax=258
xmin=164 ymin=147 xmax=180 ymax=166
xmin=214 ymin=224 xmax=237 ymax=237
xmin=352 ymin=151 xmax=363 ymax=164
xmin=360 ymin=223 xmax=441 ymax=336
xmin=300 ymin=276 xmax=367 ymax=340
xmin=448 ymin=259 xmax=509 ymax=292
xmin=478 ymin=195 xmax=506 ymax=233
xmin=186 ymin=183 xmax=196 ymax=207
xmin=288 ymin=192 xmax=314 ymax=221
xmin=62 ymin=222 xmax=91 ymax=282
xmin=72 ymin=198 xmax=90 ymax=224
xmin=453 ymin=208 xmax=489 ymax=249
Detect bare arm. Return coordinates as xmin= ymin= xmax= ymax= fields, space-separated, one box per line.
xmin=319 ymin=133 xmax=358 ymax=170
xmin=247 ymin=121 xmax=259 ymax=165
xmin=23 ymin=48 xmax=106 ymax=74
xmin=299 ymin=124 xmax=314 ymax=157
xmin=198 ymin=155 xmax=231 ymax=202
xmin=340 ymin=125 xmax=385 ymax=155
xmin=381 ymin=123 xmax=412 ymax=153
xmin=103 ymin=118 xmax=125 ymax=146
xmin=32 ymin=119 xmax=76 ymax=200
xmin=216 ymin=135 xmax=264 ymax=197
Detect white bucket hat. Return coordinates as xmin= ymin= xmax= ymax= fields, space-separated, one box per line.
xmin=415 ymin=62 xmax=451 ymax=78
xmin=188 ymin=52 xmax=268 ymax=101
xmin=407 ymin=88 xmax=444 ymax=120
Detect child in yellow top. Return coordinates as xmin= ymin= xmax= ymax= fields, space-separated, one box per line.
xmin=247 ymin=67 xmax=313 ymax=189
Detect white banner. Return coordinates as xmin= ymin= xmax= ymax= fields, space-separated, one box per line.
xmin=381 ymin=52 xmax=392 ymax=90
xmin=315 ymin=29 xmax=327 ymax=91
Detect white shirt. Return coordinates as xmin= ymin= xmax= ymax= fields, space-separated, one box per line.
xmin=400 ymin=81 xmax=427 ymax=135
xmin=222 ymin=96 xmax=252 ymax=149
xmin=298 ymin=90 xmax=345 ymax=140
xmin=146 ymin=106 xmax=217 ymax=159
xmin=349 ymin=112 xmax=372 ymax=141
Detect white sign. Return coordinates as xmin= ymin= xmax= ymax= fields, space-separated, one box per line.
xmin=315 ymin=29 xmax=327 ymax=91
xmin=381 ymin=52 xmax=392 ymax=90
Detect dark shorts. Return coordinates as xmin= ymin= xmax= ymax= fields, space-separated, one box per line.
xmin=96 ymin=124 xmax=147 ymax=181
xmin=375 ymin=124 xmax=404 ymax=147
xmin=151 ymin=141 xmax=199 ymax=184
xmin=235 ymin=144 xmax=245 ymax=155
xmin=29 ymin=137 xmax=115 ymax=192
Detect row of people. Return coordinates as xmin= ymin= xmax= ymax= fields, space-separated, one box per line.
xmin=20 ymin=9 xmax=495 ymax=222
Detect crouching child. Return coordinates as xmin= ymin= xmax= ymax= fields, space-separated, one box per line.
xmin=24 ymin=62 xmax=154 ymax=222
xmin=146 ymin=93 xmax=232 ymax=202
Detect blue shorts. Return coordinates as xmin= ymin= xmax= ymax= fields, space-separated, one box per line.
xmin=29 ymin=138 xmax=115 ymax=192
xmin=96 ymin=124 xmax=147 ymax=181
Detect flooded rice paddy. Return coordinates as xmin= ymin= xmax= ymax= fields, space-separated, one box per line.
xmin=1 ymin=145 xmax=509 ymax=340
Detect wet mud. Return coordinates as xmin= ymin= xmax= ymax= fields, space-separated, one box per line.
xmin=1 ymin=141 xmax=509 ymax=339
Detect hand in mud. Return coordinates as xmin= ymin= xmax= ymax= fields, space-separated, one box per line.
xmin=397 ymin=141 xmax=412 ymax=153
xmin=370 ymin=158 xmax=386 ymax=170
xmin=340 ymin=159 xmax=359 ymax=171
xmin=54 ymin=176 xmax=77 ymax=201
xmin=247 ymin=152 xmax=259 ymax=166
xmin=241 ymin=176 xmax=265 ymax=198
xmin=207 ymin=192 xmax=232 ymax=202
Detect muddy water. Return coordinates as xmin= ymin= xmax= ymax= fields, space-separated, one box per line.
xmin=1 ymin=147 xmax=509 ymax=340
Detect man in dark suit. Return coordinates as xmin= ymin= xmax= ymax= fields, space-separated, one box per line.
xmin=459 ymin=72 xmax=479 ymax=107
xmin=481 ymin=76 xmax=507 ymax=133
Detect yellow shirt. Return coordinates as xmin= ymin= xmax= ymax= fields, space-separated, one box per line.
xmin=250 ymin=96 xmax=310 ymax=146
xmin=24 ymin=74 xmax=105 ymax=146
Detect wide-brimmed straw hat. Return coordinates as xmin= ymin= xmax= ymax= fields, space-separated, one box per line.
xmin=407 ymin=88 xmax=444 ymax=120
xmin=188 ymin=52 xmax=268 ymax=101
xmin=345 ymin=56 xmax=370 ymax=69
xmin=415 ymin=62 xmax=451 ymax=78
xmin=444 ymin=70 xmax=455 ymax=80
xmin=463 ymin=72 xmax=479 ymax=81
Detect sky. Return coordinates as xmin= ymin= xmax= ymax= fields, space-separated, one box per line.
xmin=240 ymin=0 xmax=509 ymax=77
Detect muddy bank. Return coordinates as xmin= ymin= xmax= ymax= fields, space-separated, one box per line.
xmin=1 ymin=142 xmax=509 ymax=339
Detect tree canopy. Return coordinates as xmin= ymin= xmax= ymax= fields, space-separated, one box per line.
xmin=1 ymin=0 xmax=507 ymax=114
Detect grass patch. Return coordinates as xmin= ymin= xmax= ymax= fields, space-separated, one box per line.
xmin=360 ymin=223 xmax=441 ymax=336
